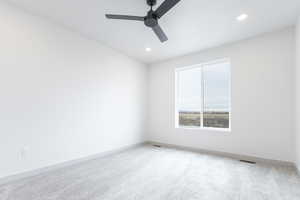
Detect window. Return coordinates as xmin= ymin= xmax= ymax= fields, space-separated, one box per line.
xmin=175 ymin=59 xmax=231 ymax=130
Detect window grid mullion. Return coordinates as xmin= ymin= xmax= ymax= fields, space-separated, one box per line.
xmin=201 ymin=66 xmax=204 ymax=128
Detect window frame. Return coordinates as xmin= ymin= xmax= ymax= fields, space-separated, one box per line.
xmin=175 ymin=58 xmax=231 ymax=131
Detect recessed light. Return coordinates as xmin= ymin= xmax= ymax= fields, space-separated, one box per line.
xmin=145 ymin=47 xmax=152 ymax=52
xmin=237 ymin=14 xmax=248 ymax=22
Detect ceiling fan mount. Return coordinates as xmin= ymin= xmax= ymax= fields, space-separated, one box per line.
xmin=105 ymin=0 xmax=181 ymax=43
xmin=147 ymin=0 xmax=157 ymax=6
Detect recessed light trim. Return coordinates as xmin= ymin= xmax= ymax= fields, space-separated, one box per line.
xmin=145 ymin=47 xmax=152 ymax=52
xmin=237 ymin=14 xmax=248 ymax=22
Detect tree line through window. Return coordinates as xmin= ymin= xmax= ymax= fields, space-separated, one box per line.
xmin=176 ymin=60 xmax=231 ymax=129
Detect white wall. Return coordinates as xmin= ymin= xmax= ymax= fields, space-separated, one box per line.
xmin=0 ymin=2 xmax=147 ymax=178
xmin=295 ymin=17 xmax=300 ymax=171
xmin=148 ymin=28 xmax=295 ymax=162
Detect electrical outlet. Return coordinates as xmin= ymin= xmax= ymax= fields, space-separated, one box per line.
xmin=20 ymin=146 xmax=29 ymax=159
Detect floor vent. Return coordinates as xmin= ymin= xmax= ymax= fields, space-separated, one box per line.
xmin=239 ymin=160 xmax=256 ymax=164
xmin=153 ymin=145 xmax=162 ymax=148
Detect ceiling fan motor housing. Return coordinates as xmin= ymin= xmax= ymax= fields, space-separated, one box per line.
xmin=144 ymin=10 xmax=158 ymax=27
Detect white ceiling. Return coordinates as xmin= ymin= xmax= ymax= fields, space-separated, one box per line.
xmin=5 ymin=0 xmax=300 ymax=64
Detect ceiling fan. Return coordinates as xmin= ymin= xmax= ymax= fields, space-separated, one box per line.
xmin=105 ymin=0 xmax=181 ymax=43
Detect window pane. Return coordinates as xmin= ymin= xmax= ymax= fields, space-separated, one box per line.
xmin=177 ymin=67 xmax=202 ymax=127
xmin=179 ymin=111 xmax=201 ymax=127
xmin=203 ymin=62 xmax=230 ymax=128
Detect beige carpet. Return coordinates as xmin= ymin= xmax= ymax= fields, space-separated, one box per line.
xmin=0 ymin=145 xmax=299 ymax=200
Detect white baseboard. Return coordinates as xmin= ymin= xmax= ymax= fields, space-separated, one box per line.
xmin=147 ymin=141 xmax=295 ymax=167
xmin=0 ymin=142 xmax=145 ymax=186
xmin=1 ymin=141 xmax=296 ymax=186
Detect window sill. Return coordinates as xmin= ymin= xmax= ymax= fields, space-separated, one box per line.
xmin=175 ymin=126 xmax=231 ymax=133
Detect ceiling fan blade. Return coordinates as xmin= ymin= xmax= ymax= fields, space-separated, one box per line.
xmin=154 ymin=0 xmax=181 ymax=18
xmin=105 ymin=14 xmax=144 ymax=21
xmin=152 ymin=24 xmax=168 ymax=42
